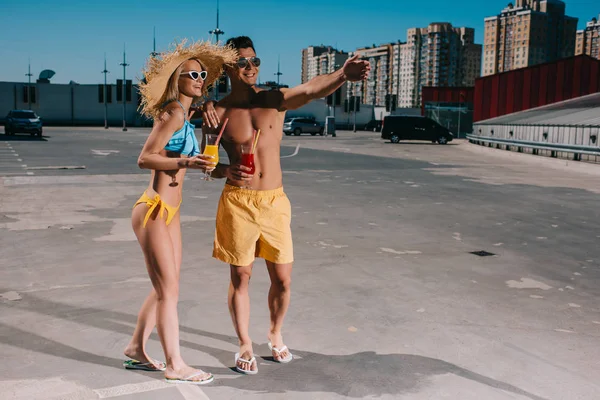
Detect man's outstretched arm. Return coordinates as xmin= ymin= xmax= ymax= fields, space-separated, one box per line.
xmin=280 ymin=54 xmax=370 ymax=111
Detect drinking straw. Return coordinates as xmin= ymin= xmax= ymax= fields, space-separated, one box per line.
xmin=215 ymin=118 xmax=229 ymax=145
xmin=251 ymin=129 xmax=261 ymax=153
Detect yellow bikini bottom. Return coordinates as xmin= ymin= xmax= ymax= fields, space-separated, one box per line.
xmin=133 ymin=191 xmax=181 ymax=228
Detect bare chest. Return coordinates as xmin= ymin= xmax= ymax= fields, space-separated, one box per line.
xmin=220 ymin=107 xmax=284 ymax=146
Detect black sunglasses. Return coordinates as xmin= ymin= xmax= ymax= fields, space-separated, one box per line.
xmin=180 ymin=70 xmax=208 ymax=81
xmin=236 ymin=57 xmax=261 ymax=69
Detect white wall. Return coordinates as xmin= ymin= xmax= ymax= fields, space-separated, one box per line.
xmin=286 ymin=98 xmax=375 ymax=128
xmin=0 ymin=81 xmax=142 ymax=126
xmin=1 ymin=81 xmax=420 ymax=130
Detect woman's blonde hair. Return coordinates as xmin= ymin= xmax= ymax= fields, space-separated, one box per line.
xmin=163 ymin=58 xmax=205 ymax=105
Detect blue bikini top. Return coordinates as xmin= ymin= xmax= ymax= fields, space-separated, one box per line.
xmin=164 ymin=101 xmax=200 ymax=156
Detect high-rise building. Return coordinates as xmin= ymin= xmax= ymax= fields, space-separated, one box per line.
xmin=349 ymin=43 xmax=395 ymax=107
xmin=301 ymin=46 xmax=348 ymax=84
xmin=576 ymin=15 xmax=600 ymax=60
xmin=348 ymin=23 xmax=481 ymax=109
xmin=483 ymin=0 xmax=578 ymax=76
xmin=397 ymin=23 xmax=481 ymax=108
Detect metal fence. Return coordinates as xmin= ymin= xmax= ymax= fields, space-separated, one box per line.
xmin=467 ymin=124 xmax=600 ymax=162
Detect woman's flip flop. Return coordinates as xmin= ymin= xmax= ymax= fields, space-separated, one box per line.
xmin=234 ymin=352 xmax=258 ymax=375
xmin=165 ymin=371 xmax=214 ymax=385
xmin=123 ymin=359 xmax=166 ymax=371
xmin=268 ymin=342 xmax=293 ymax=363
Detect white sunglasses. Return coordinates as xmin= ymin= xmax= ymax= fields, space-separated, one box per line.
xmin=180 ymin=70 xmax=208 ymax=81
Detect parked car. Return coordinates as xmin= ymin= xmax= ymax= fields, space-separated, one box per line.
xmin=381 ymin=116 xmax=453 ymax=144
xmin=283 ymin=117 xmax=324 ymax=136
xmin=5 ymin=110 xmax=43 ymax=137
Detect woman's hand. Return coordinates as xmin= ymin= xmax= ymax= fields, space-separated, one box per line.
xmin=201 ymin=101 xmax=219 ymax=128
xmin=182 ymin=154 xmax=216 ymax=172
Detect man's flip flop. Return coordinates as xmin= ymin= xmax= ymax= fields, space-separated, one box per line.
xmin=165 ymin=371 xmax=214 ymax=385
xmin=268 ymin=342 xmax=293 ymax=363
xmin=123 ymin=359 xmax=166 ymax=371
xmin=234 ymin=352 xmax=258 ymax=375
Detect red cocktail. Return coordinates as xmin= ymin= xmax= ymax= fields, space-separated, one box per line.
xmin=241 ymin=153 xmax=255 ymax=174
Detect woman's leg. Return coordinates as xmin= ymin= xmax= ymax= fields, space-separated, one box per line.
xmin=124 ymin=289 xmax=160 ymax=367
xmin=124 ymin=210 xmax=183 ymax=367
xmin=124 ymin=205 xmax=161 ymax=368
xmin=132 ymin=205 xmax=210 ymax=381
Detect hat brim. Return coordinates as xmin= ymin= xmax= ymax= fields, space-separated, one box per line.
xmin=139 ymin=40 xmax=237 ymax=119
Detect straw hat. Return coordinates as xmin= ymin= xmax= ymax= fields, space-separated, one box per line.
xmin=139 ymin=39 xmax=237 ymax=119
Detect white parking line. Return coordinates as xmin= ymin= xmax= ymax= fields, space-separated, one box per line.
xmin=177 ymin=385 xmax=211 ymax=399
xmin=94 ymin=380 xmax=173 ymax=398
xmin=281 ymin=144 xmax=300 ymax=158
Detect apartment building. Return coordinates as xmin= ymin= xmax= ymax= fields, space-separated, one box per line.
xmin=483 ymin=0 xmax=578 ymax=76
xmin=301 ymin=45 xmax=348 ymax=83
xmin=576 ymin=15 xmax=600 ymax=60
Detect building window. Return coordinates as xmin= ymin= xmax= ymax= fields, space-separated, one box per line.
xmin=98 ymin=85 xmax=113 ymax=103
xmin=23 ymin=86 xmax=36 ymax=104
xmin=116 ymin=79 xmax=132 ymax=103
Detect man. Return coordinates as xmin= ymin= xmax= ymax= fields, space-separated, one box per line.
xmin=203 ymin=36 xmax=370 ymax=374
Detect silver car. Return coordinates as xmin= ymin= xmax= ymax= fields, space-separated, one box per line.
xmin=283 ymin=118 xmax=324 ymax=136
xmin=5 ymin=110 xmax=43 ymax=137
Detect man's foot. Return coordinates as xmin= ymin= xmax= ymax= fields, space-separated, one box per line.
xmin=165 ymin=365 xmax=214 ymax=385
xmin=267 ymin=332 xmax=293 ymax=363
xmin=123 ymin=345 xmax=165 ymax=371
xmin=235 ymin=344 xmax=258 ymax=374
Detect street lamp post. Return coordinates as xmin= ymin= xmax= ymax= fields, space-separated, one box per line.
xmin=151 ymin=27 xmax=158 ymax=58
xmin=332 ymin=63 xmax=340 ymax=119
xmin=457 ymin=104 xmax=461 ymax=138
xmin=209 ymin=0 xmax=224 ymax=100
xmin=353 ymin=83 xmax=359 ymax=133
xmin=457 ymin=92 xmax=465 ymax=138
xmin=120 ymin=45 xmax=129 ymax=132
xmin=25 ymin=60 xmax=32 ymax=110
xmin=102 ymin=54 xmax=109 ymax=129
xmin=274 ymin=55 xmax=283 ymax=88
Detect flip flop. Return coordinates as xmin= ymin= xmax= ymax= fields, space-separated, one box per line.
xmin=268 ymin=342 xmax=293 ymax=364
xmin=165 ymin=371 xmax=214 ymax=385
xmin=123 ymin=359 xmax=166 ymax=371
xmin=234 ymin=352 xmax=258 ymax=375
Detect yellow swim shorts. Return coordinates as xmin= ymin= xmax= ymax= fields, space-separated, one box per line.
xmin=213 ymin=184 xmax=294 ymax=266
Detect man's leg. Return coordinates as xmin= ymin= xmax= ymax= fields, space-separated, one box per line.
xmin=266 ymin=261 xmax=293 ymax=361
xmin=229 ymin=263 xmax=257 ymax=372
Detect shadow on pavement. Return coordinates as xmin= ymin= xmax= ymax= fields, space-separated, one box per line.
xmin=0 ymin=290 xmax=548 ymax=400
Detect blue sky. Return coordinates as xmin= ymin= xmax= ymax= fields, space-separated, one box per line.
xmin=1 ymin=0 xmax=597 ymax=87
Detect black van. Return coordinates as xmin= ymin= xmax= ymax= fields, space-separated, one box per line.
xmin=381 ymin=116 xmax=453 ymax=144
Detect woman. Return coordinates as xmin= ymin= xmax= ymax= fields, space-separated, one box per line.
xmin=122 ymin=40 xmax=236 ymax=384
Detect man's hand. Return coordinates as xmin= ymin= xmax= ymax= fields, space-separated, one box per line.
xmin=225 ymin=164 xmax=253 ymax=181
xmin=341 ymin=54 xmax=371 ymax=82
xmin=201 ymin=101 xmax=219 ymax=128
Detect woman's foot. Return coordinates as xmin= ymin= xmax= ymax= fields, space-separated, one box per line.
xmin=165 ymin=365 xmax=214 ymax=385
xmin=268 ymin=332 xmax=292 ymax=363
xmin=123 ymin=344 xmax=165 ymax=371
xmin=235 ymin=343 xmax=258 ymax=374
